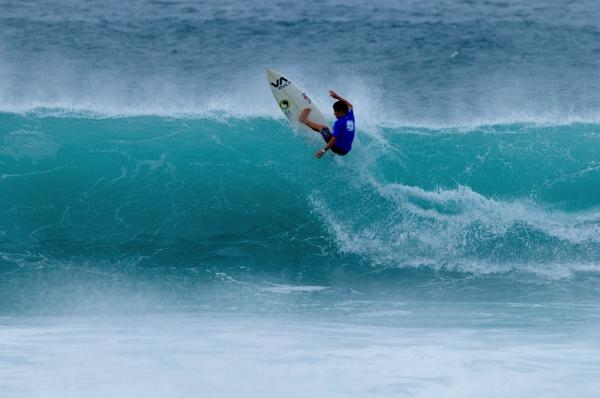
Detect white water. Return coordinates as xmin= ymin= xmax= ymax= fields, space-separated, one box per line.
xmin=1 ymin=314 xmax=598 ymax=398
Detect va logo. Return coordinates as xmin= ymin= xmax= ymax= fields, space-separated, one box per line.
xmin=271 ymin=77 xmax=291 ymax=90
xmin=346 ymin=120 xmax=354 ymax=132
xmin=279 ymin=99 xmax=290 ymax=110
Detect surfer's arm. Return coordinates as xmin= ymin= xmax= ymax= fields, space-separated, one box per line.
xmin=316 ymin=137 xmax=336 ymax=159
xmin=329 ymin=90 xmax=353 ymax=110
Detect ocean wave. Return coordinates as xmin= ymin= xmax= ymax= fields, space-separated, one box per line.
xmin=5 ymin=105 xmax=600 ymax=130
xmin=1 ymin=113 xmax=598 ymax=279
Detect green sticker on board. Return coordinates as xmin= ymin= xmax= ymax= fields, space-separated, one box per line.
xmin=279 ymin=100 xmax=290 ymax=110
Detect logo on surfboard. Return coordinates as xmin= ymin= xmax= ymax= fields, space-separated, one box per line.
xmin=270 ymin=77 xmax=291 ymax=90
xmin=278 ymin=99 xmax=290 ymax=110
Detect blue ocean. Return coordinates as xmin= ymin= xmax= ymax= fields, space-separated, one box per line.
xmin=1 ymin=1 xmax=599 ymax=396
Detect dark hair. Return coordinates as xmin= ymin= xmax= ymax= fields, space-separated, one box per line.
xmin=333 ymin=100 xmax=348 ymax=114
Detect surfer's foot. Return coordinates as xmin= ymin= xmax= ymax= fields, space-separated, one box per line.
xmin=299 ymin=108 xmax=311 ymax=123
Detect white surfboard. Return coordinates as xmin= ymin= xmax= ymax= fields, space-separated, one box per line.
xmin=266 ymin=68 xmax=327 ymax=132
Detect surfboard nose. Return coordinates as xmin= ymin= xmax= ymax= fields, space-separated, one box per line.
xmin=266 ymin=68 xmax=281 ymax=80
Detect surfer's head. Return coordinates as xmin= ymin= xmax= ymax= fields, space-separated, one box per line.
xmin=333 ymin=101 xmax=348 ymax=118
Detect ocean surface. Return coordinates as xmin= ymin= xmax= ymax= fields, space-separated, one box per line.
xmin=1 ymin=0 xmax=599 ymax=396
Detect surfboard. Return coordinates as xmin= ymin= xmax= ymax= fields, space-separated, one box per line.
xmin=266 ymin=68 xmax=327 ymax=132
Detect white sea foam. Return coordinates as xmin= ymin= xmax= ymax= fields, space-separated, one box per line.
xmin=311 ymin=174 xmax=600 ymax=276
xmin=3 ymin=63 xmax=600 ymax=129
xmin=1 ymin=314 xmax=598 ymax=398
xmin=260 ymin=283 xmax=330 ymax=294
xmin=371 ymin=181 xmax=600 ymax=244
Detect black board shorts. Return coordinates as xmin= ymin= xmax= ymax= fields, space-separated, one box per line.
xmin=320 ymin=127 xmax=349 ymax=156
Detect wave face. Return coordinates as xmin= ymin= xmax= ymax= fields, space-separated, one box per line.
xmin=1 ymin=0 xmax=600 ymax=316
xmin=1 ymin=113 xmax=599 ymax=314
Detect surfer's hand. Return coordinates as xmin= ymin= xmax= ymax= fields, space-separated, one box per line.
xmin=316 ymin=149 xmax=325 ymax=159
xmin=329 ymin=90 xmax=339 ymax=99
xmin=299 ymin=108 xmax=311 ymax=123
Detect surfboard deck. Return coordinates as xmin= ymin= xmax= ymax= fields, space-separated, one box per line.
xmin=266 ymin=68 xmax=327 ymax=132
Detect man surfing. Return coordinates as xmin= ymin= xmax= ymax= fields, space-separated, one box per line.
xmin=299 ymin=90 xmax=355 ymax=158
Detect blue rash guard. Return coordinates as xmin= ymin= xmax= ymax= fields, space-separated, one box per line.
xmin=332 ymin=109 xmax=355 ymax=154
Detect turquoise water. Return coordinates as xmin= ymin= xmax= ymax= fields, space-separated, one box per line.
xmin=1 ymin=0 xmax=600 ymax=396
xmin=2 ymin=114 xmax=599 ymax=313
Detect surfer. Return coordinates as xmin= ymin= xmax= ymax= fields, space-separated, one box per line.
xmin=299 ymin=90 xmax=355 ymax=158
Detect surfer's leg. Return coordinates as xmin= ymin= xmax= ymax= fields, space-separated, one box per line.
xmin=299 ymin=108 xmax=325 ymax=133
xmin=319 ymin=127 xmax=334 ymax=144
